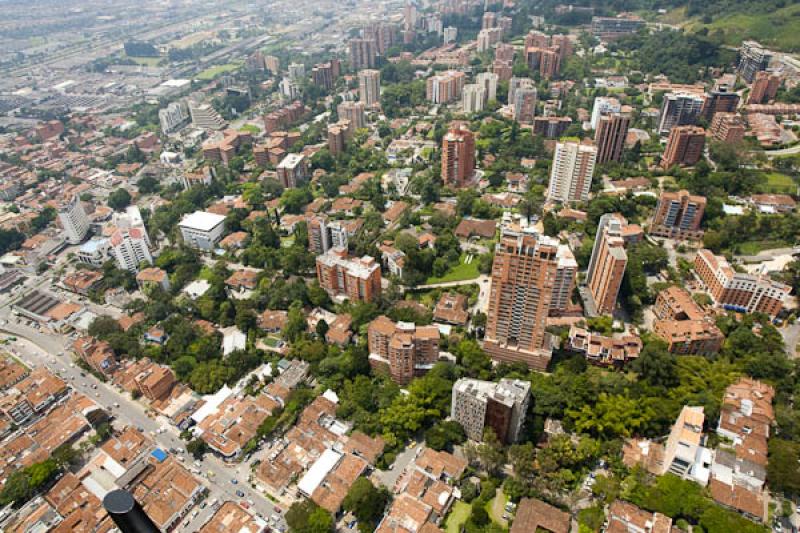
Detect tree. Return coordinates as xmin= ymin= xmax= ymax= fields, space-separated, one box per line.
xmin=88 ymin=315 xmax=123 ymax=339
xmin=632 ymin=340 xmax=679 ymax=388
xmin=425 ymin=420 xmax=466 ymax=452
xmin=286 ymin=500 xmax=334 ymax=533
xmin=108 ymin=188 xmax=132 ymax=210
xmin=315 ymin=319 xmax=329 ymax=339
xmin=285 ymin=302 xmax=307 ymax=342
xmin=187 ymin=438 xmax=208 ymax=460
xmin=137 ymin=176 xmax=160 ymax=194
xmin=768 ymin=439 xmax=800 ymax=496
xmin=475 ymin=428 xmax=506 ymax=475
xmin=342 ymin=477 xmax=390 ymax=532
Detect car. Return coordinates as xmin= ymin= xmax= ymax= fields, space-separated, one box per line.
xmin=240 ymin=501 xmax=249 ymax=509
xmin=200 ymin=502 xmax=207 ymax=509
xmin=113 ymin=402 xmax=120 ymax=408
xmin=236 ymin=490 xmax=245 ymax=498
xmin=274 ymin=506 xmax=282 ymax=513
xmin=231 ymin=479 xmax=238 ymax=485
xmin=80 ymin=372 xmax=86 ymax=377
xmin=92 ymin=384 xmax=97 ymax=389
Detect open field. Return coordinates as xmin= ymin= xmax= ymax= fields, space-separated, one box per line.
xmin=196 ymin=62 xmax=242 ymax=80
xmin=426 ymin=254 xmax=480 ymax=284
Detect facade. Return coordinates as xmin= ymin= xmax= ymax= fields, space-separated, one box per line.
xmin=661 ymin=126 xmax=706 ymax=168
xmin=476 ymin=71 xmax=498 ymax=103
xmin=594 ymin=112 xmax=630 ymax=164
xmin=110 ymin=228 xmax=152 ymax=273
xmin=652 ymin=286 xmax=723 ymax=354
xmin=477 ymin=27 xmax=503 ymax=52
xmin=547 ymin=141 xmax=597 ymax=203
xmin=58 ymin=195 xmax=91 ymax=244
xmin=426 ymin=71 xmax=465 ymax=103
xmin=533 ymin=116 xmax=572 ymax=138
xmin=276 ymin=153 xmax=309 ymax=188
xmin=461 ymin=84 xmax=485 ymax=113
xmin=550 ymin=244 xmax=578 ymax=314
xmin=189 ymin=103 xmax=227 ymax=130
xmin=158 ymin=101 xmax=190 ymax=134
xmin=308 ymin=217 xmax=352 ymax=255
xmin=567 ymin=326 xmax=642 ymax=367
xmin=512 ymin=88 xmax=537 ymax=123
xmin=483 ymin=232 xmax=559 ymax=369
xmin=337 ymin=101 xmax=367 ymax=130
xmin=358 ymin=69 xmax=381 ymax=107
xmin=657 ymin=92 xmax=704 ymax=135
xmin=349 ymin=38 xmax=378 ymax=69
xmin=710 ymin=112 xmax=746 ymax=144
xmin=738 ymin=41 xmax=773 ymax=83
xmin=701 ymin=85 xmax=740 ymax=122
xmin=590 ymin=96 xmax=621 ymax=130
xmin=748 ymin=71 xmax=781 ymax=104
xmin=507 ymin=77 xmax=535 ymax=106
xmin=694 ymin=249 xmax=791 ymax=317
xmin=441 ymin=124 xmax=476 ymax=188
xmin=650 ymin=189 xmax=706 ymax=240
xmin=587 ymin=214 xmax=627 ymax=315
xmin=367 ymin=316 xmax=440 ymax=385
xmin=451 ymin=378 xmax=531 ymax=444
xmin=591 ymin=15 xmax=646 ymax=39
xmin=315 ymin=247 xmax=382 ymax=302
xmin=178 ymin=211 xmax=226 ymax=250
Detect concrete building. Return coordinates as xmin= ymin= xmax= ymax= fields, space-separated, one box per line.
xmin=587 ymin=213 xmax=627 ymax=315
xmin=337 ymin=101 xmax=366 ymax=130
xmin=288 ymin=62 xmax=306 ymax=81
xmin=441 ymin=124 xmax=475 ymax=188
xmin=694 ymin=249 xmax=791 ymax=317
xmin=591 ymin=14 xmax=646 ymax=39
xmin=158 ymin=101 xmax=190 ymax=134
xmin=590 ymin=96 xmax=621 ymax=130
xmin=316 ymin=247 xmax=382 ymax=302
xmin=525 ymin=47 xmax=560 ymax=79
xmin=477 ymin=27 xmax=503 ymax=52
xmin=476 ymin=71 xmax=498 ymax=103
xmin=738 ymin=40 xmax=773 ymax=83
xmin=749 ymin=71 xmax=781 ymax=105
xmin=279 ymin=77 xmax=302 ymax=100
xmin=657 ymin=92 xmax=704 ymax=135
xmin=594 ymin=112 xmax=630 ymax=164
xmin=308 ymin=217 xmax=352 ymax=255
xmin=661 ymin=126 xmax=706 ymax=168
xmin=701 ymin=85 xmax=740 ymax=122
xmin=367 ymin=316 xmax=440 ymax=385
xmin=533 ymin=116 xmax=572 ymax=138
xmin=512 ymin=87 xmax=537 ymax=123
xmin=110 ymin=228 xmax=152 ymax=273
xmin=507 ymin=77 xmax=535 ymax=107
xmin=484 ymin=232 xmax=559 ymax=369
xmin=58 ymin=195 xmax=90 ymax=244
xmin=426 ymin=71 xmax=465 ymax=103
xmin=710 ymin=112 xmax=746 ymax=144
xmin=276 ymin=153 xmax=309 ymax=188
xmin=349 ymin=38 xmax=378 ymax=69
xmin=451 ymin=378 xmax=531 ymax=444
xmin=547 ymin=141 xmax=597 ymax=203
xmin=650 ymin=190 xmax=706 ymax=240
xmin=178 ymin=211 xmax=226 ymax=251
xmin=189 ymin=103 xmax=226 ymax=130
xmin=461 ymin=84 xmax=485 ymax=113
xmin=358 ymin=69 xmax=381 ymax=107
xmin=443 ymin=26 xmax=457 ymax=43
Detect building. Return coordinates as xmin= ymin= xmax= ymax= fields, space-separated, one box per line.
xmin=525 ymin=47 xmax=560 ymax=78
xmin=461 ymin=84 xmax=485 ymax=113
xmin=694 ymin=249 xmax=791 ymax=317
xmin=508 ymin=77 xmax=536 ymax=107
xmin=188 ymin=103 xmax=227 ymax=130
xmin=264 ymin=55 xmax=280 ymax=73
xmin=178 ymin=211 xmax=226 ymax=250
xmin=110 ymin=227 xmax=152 ymax=272
xmin=200 ymin=502 xmax=267 ymax=533
xmin=661 ymin=126 xmax=706 ymax=168
xmin=443 ymin=26 xmax=457 ymax=43
xmin=158 ymin=101 xmax=190 ymax=134
xmin=710 ymin=112 xmax=746 ymax=144
xmin=337 ymin=101 xmax=367 ymax=130
xmin=263 ymin=101 xmax=308 ymax=133
xmin=533 ymin=116 xmax=572 ymax=138
xmin=492 ymin=59 xmax=513 ymax=81
xmin=652 ymin=286 xmax=723 ymax=354
xmin=701 ymin=85 xmax=740 ymax=122
xmin=483 ymin=233 xmax=559 ymax=369
xmin=451 ymin=378 xmax=531 ymax=444
xmin=358 ymin=69 xmax=381 ymax=107
xmin=367 ymin=316 xmax=440 ymax=385
xmin=327 ymin=123 xmax=348 ymax=156
xmin=477 ymin=27 xmax=503 ymax=52
xmin=308 ymin=217 xmax=352 ymax=255
xmin=316 ymin=247 xmax=381 ymax=302
xmin=748 ymin=71 xmax=781 ymax=104
xmin=311 ymin=60 xmax=340 ymax=90
xmin=657 ymin=92 xmax=704 ymax=135
xmin=550 ymin=244 xmax=578 ymax=314
xmin=650 ymin=190 xmax=706 ymax=240
xmin=591 ymin=15 xmax=646 ymax=39
xmin=73 ymin=336 xmax=118 ymax=378
xmin=594 ymin=112 xmax=630 ymax=164
xmin=590 ymin=96 xmax=621 ymax=130
xmin=512 ymin=88 xmax=537 ymax=123
xmin=587 ymin=213 xmax=627 ymax=315
xmin=276 ymin=153 xmax=309 ymax=188
xmin=433 ymin=292 xmax=469 ymax=326
xmin=136 ymin=267 xmax=171 ymax=292
xmin=426 ymin=71 xmax=465 ymax=103
xmin=441 ymin=124 xmax=475 ymax=188
xmin=476 ymin=71 xmax=498 ymax=103
xmin=606 ymin=500 xmax=673 ymax=533
xmin=738 ymin=41 xmax=773 ymax=83
xmin=510 ymin=498 xmax=570 ymax=533
xmin=58 ymin=195 xmax=90 ymax=244
xmin=567 ymin=326 xmax=642 ymax=367
xmin=547 ymin=141 xmax=597 ymax=203
xmin=134 ymin=363 xmax=177 ymax=402
xmin=279 ymin=77 xmax=302 ymax=99
xmin=349 ymin=38 xmax=378 ymax=69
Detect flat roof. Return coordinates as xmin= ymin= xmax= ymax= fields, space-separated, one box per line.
xmin=179 ymin=211 xmax=226 ymax=232
xmin=298 ymin=448 xmax=342 ymax=496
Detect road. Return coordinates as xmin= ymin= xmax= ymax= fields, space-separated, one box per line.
xmin=763 ymin=144 xmax=800 ymax=158
xmin=375 ymin=442 xmax=421 ymax=490
xmin=0 ymin=318 xmax=286 ymax=532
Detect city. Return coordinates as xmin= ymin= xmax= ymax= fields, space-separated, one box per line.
xmin=0 ymin=0 xmax=799 ymax=532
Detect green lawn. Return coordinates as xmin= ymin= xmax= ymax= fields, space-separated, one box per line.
xmin=264 ymin=336 xmax=283 ymax=348
xmin=688 ymin=3 xmax=800 ymax=52
xmin=198 ymin=265 xmax=215 ymax=280
xmin=425 ymin=254 xmax=480 ymax=284
xmin=239 ymin=124 xmax=261 ymax=135
xmin=737 ymin=240 xmax=790 ymax=255
xmin=485 ymin=489 xmax=509 ymax=528
xmin=196 ymin=62 xmax=242 ymax=80
xmin=125 ymin=54 xmax=162 ymax=66
xmin=445 ymin=501 xmax=471 ymax=533
xmin=758 ymin=172 xmax=797 ymax=195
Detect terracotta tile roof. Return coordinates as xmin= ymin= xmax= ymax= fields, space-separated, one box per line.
xmin=510 ymin=497 xmax=570 ymax=533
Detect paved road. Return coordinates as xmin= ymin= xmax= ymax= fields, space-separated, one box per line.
xmin=416 ymin=274 xmax=489 ymax=290
xmin=763 ymin=144 xmax=800 ymax=158
xmin=375 ymin=442 xmax=421 ymax=490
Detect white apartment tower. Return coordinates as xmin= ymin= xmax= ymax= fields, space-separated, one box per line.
xmin=462 ymin=84 xmax=486 ymax=113
xmin=58 ymin=195 xmax=91 ymax=244
xmin=547 ymin=142 xmax=597 ymax=203
xmin=476 ymin=71 xmax=498 ymax=103
xmin=590 ymin=96 xmax=621 ymax=130
xmin=159 ymin=101 xmax=190 ymax=134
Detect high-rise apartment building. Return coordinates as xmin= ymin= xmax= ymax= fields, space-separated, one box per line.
xmin=315 ymin=247 xmax=382 ymax=303
xmin=482 ymin=11 xmax=497 ymax=29
xmin=657 ymin=92 xmax=704 ymax=135
xmin=189 ymin=103 xmax=227 ymax=131
xmin=492 ymin=59 xmax=513 ymax=82
xmin=308 ymin=216 xmax=350 ymax=255
xmin=701 ymin=85 xmax=740 ymax=122
xmin=594 ymin=112 xmax=630 ymax=164
xmin=451 ymin=378 xmax=531 ymax=444
xmin=462 ymin=84 xmax=486 ymax=113
xmin=337 ymin=101 xmax=366 ymax=130
xmin=288 ymin=62 xmax=305 ymax=81
xmin=441 ymin=124 xmax=475 ymax=188
xmin=367 ymin=316 xmax=440 ymax=385
xmin=58 ymin=195 xmax=91 ymax=244
xmin=590 ymin=96 xmax=621 ymax=130
xmin=694 ymin=249 xmax=791 ymax=317
xmin=587 ymin=214 xmax=627 ymax=315
xmin=476 ymin=71 xmax=498 ymax=103
xmin=276 ymin=153 xmax=309 ymax=188
xmin=650 ymin=190 xmax=706 ymax=240
xmin=512 ymin=88 xmax=537 ymax=123
xmin=533 ymin=116 xmax=572 ymax=138
xmin=158 ymin=101 xmax=190 ymax=134
xmin=426 ymin=71 xmax=465 ymax=103
xmin=358 ymin=69 xmax=381 ymax=107
xmin=110 ymin=228 xmax=152 ymax=273
xmin=547 ymin=141 xmax=597 ymax=203
xmin=738 ymin=41 xmax=773 ymax=83
xmin=311 ymin=60 xmax=340 ymax=90
xmin=495 ymin=43 xmax=515 ymax=62
xmin=661 ymin=126 xmax=706 ymax=168
xmin=327 ymin=123 xmax=348 ymax=157
xmin=507 ymin=77 xmax=535 ymax=106
xmin=349 ymin=38 xmax=378 ymax=70
xmin=748 ymin=71 xmax=781 ymax=104
xmin=443 ymin=26 xmax=458 ymax=44
xmin=525 ymin=47 xmax=560 ymax=78
xmin=483 ymin=232 xmax=559 ymax=369
xmin=264 ymin=55 xmax=280 ymax=73
xmin=709 ymin=113 xmax=746 ymax=144
xmin=477 ymin=28 xmax=503 ymax=52
xmin=363 ymin=22 xmax=398 ymax=55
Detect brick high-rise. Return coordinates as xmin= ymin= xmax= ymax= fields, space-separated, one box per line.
xmin=367 ymin=316 xmax=440 ymax=385
xmin=594 ymin=112 xmax=630 ymax=164
xmin=483 ymin=232 xmax=559 ymax=370
xmin=748 ymin=71 xmax=781 ymax=104
xmin=426 ymin=70 xmax=465 ymax=103
xmin=451 ymin=378 xmax=531 ymax=444
xmin=349 ymin=38 xmax=378 ymax=70
xmin=587 ymin=214 xmax=627 ymax=316
xmin=358 ymin=69 xmax=381 ymax=107
xmin=526 ymin=47 xmax=560 ymax=79
xmin=650 ymin=190 xmax=706 ymax=240
xmin=701 ymin=85 xmax=740 ymax=122
xmin=441 ymin=124 xmax=475 ymax=188
xmin=661 ymin=126 xmax=706 ymax=168
xmin=709 ymin=113 xmax=746 ymax=144
xmin=315 ymin=247 xmax=382 ymax=302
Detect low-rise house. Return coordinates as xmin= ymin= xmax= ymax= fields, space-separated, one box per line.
xmin=567 ymin=325 xmax=642 ymax=367
xmin=433 ymin=292 xmax=469 ymax=326
xmin=225 ymin=269 xmax=260 ymax=298
xmin=510 ymin=497 xmax=570 ymax=533
xmin=454 ymin=218 xmax=496 ymax=239
xmin=652 ymin=287 xmax=724 ymax=355
xmin=135 ymin=267 xmax=170 ymax=292
xmin=606 ymin=500 xmax=673 ymax=533
xmin=749 ymin=194 xmax=796 ymax=214
xmin=62 ymin=270 xmax=104 ymax=296
xmin=219 ymin=231 xmax=250 ymax=249
xmin=72 ymin=336 xmax=118 ymax=378
xmin=259 ymin=309 xmax=288 ymax=333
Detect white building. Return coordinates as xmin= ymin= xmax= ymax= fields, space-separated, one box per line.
xmin=276 ymin=153 xmax=309 ymax=188
xmin=443 ymin=26 xmax=458 ymax=43
xmin=507 ymin=77 xmax=535 ymax=105
xmin=547 ymin=141 xmax=597 ymax=203
xmin=77 ymin=238 xmax=110 ymax=267
xmin=590 ymin=96 xmax=621 ymax=130
xmin=462 ymin=84 xmax=486 ymax=113
xmin=477 ymin=27 xmax=503 ymax=52
xmin=110 ymin=228 xmax=152 ymax=273
xmin=476 ymin=71 xmax=498 ymax=103
xmin=158 ymin=101 xmax=190 ymax=134
xmin=114 ymin=206 xmax=151 ymax=247
xmin=279 ymin=77 xmax=302 ymax=100
xmin=288 ymin=62 xmax=306 ymax=80
xmin=58 ymin=195 xmax=91 ymax=244
xmin=178 ymin=211 xmax=226 ymax=250
xmin=189 ymin=103 xmax=226 ymax=130
xmin=451 ymin=378 xmax=531 ymax=444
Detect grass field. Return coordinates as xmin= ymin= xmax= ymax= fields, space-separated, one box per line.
xmin=758 ymin=172 xmax=798 ymax=195
xmin=687 ymin=3 xmax=800 ymax=52
xmin=239 ymin=124 xmax=261 ymax=135
xmin=485 ymin=489 xmax=509 ymax=528
xmin=197 ymin=62 xmax=242 ymax=80
xmin=425 ymin=254 xmax=480 ymax=284
xmin=445 ymin=501 xmax=471 ymax=533
xmin=125 ymin=54 xmax=162 ymax=66
xmin=737 ymin=240 xmax=790 ymax=255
